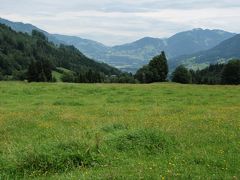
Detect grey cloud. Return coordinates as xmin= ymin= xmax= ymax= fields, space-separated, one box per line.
xmin=0 ymin=0 xmax=240 ymax=45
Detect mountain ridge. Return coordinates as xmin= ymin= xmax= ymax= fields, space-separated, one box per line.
xmin=0 ymin=23 xmax=120 ymax=77
xmin=0 ymin=18 xmax=237 ymax=72
xmin=169 ymin=34 xmax=240 ymax=70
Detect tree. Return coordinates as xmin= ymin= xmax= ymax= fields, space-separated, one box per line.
xmin=0 ymin=71 xmax=3 ymax=81
xmin=149 ymin=51 xmax=169 ymax=82
xmin=27 ymin=60 xmax=38 ymax=82
xmin=108 ymin=73 xmax=138 ymax=83
xmin=87 ymin=69 xmax=94 ymax=83
xmin=32 ymin=30 xmax=47 ymax=41
xmin=221 ymin=60 xmax=240 ymax=85
xmin=172 ymin=65 xmax=191 ymax=84
xmin=135 ymin=51 xmax=169 ymax=83
xmin=27 ymin=59 xmax=53 ymax=82
xmin=40 ymin=59 xmax=53 ymax=81
xmin=135 ymin=65 xmax=154 ymax=83
xmin=12 ymin=70 xmax=27 ymax=80
xmin=61 ymin=71 xmax=76 ymax=82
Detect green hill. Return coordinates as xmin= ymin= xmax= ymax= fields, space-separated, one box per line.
xmin=0 ymin=24 xmax=120 ymax=78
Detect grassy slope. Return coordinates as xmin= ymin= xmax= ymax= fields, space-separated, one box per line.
xmin=52 ymin=71 xmax=62 ymax=82
xmin=0 ymin=82 xmax=239 ymax=179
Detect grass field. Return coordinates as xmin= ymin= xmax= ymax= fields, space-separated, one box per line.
xmin=0 ymin=82 xmax=239 ymax=179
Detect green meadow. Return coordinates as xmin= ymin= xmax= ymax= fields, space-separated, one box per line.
xmin=0 ymin=82 xmax=239 ymax=179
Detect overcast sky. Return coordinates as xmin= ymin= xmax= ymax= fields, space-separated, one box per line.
xmin=0 ymin=0 xmax=240 ymax=45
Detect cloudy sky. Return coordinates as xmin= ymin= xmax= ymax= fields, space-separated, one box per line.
xmin=0 ymin=0 xmax=240 ymax=45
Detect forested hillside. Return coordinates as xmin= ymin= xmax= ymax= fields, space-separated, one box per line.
xmin=0 ymin=24 xmax=120 ymax=80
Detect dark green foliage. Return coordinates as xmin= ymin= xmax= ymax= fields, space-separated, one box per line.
xmin=62 ymin=71 xmax=138 ymax=84
xmin=135 ymin=51 xmax=169 ymax=83
xmin=221 ymin=60 xmax=240 ymax=85
xmin=0 ymin=71 xmax=3 ymax=80
xmin=149 ymin=51 xmax=168 ymax=82
xmin=61 ymin=71 xmax=76 ymax=82
xmin=0 ymin=24 xmax=120 ymax=81
xmin=135 ymin=65 xmax=154 ymax=83
xmin=175 ymin=60 xmax=240 ymax=85
xmin=172 ymin=65 xmax=191 ymax=84
xmin=12 ymin=70 xmax=27 ymax=80
xmin=27 ymin=60 xmax=53 ymax=82
xmin=190 ymin=63 xmax=225 ymax=84
xmin=107 ymin=73 xmax=138 ymax=83
xmin=32 ymin=30 xmax=47 ymax=41
xmin=61 ymin=70 xmax=104 ymax=83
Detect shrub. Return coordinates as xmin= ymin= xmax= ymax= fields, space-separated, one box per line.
xmin=172 ymin=65 xmax=191 ymax=84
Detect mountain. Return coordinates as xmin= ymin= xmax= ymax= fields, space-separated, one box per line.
xmin=63 ymin=29 xmax=236 ymax=72
xmin=52 ymin=34 xmax=110 ymax=60
xmin=107 ymin=29 xmax=236 ymax=71
xmin=0 ymin=23 xmax=120 ymax=77
xmin=0 ymin=18 xmax=64 ymax=45
xmin=0 ymin=18 xmax=109 ymax=56
xmin=0 ymin=18 xmax=42 ymax=34
xmin=0 ymin=18 xmax=237 ymax=72
xmin=112 ymin=29 xmax=235 ymax=57
xmin=170 ymin=34 xmax=240 ymax=70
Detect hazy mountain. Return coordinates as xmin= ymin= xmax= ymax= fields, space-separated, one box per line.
xmin=170 ymin=34 xmax=240 ymax=70
xmin=0 ymin=18 xmax=42 ymax=34
xmin=112 ymin=29 xmax=235 ymax=57
xmin=0 ymin=18 xmax=64 ymax=44
xmin=52 ymin=34 xmax=110 ymax=60
xmin=0 ymin=18 xmax=110 ymax=61
xmin=0 ymin=18 xmax=237 ymax=72
xmin=166 ymin=28 xmax=236 ymax=57
xmin=108 ymin=29 xmax=236 ymax=71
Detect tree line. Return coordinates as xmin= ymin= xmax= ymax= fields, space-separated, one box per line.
xmin=172 ymin=60 xmax=240 ymax=85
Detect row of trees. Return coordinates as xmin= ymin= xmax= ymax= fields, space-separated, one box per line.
xmin=61 ymin=70 xmax=104 ymax=83
xmin=172 ymin=60 xmax=240 ymax=85
xmin=61 ymin=71 xmax=138 ymax=83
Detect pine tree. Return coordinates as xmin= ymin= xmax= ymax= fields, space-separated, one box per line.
xmin=27 ymin=60 xmax=38 ymax=82
xmin=27 ymin=60 xmax=52 ymax=82
xmin=222 ymin=60 xmax=240 ymax=84
xmin=148 ymin=51 xmax=169 ymax=82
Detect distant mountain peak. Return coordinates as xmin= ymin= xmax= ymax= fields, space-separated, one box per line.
xmin=192 ymin=28 xmax=204 ymax=31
